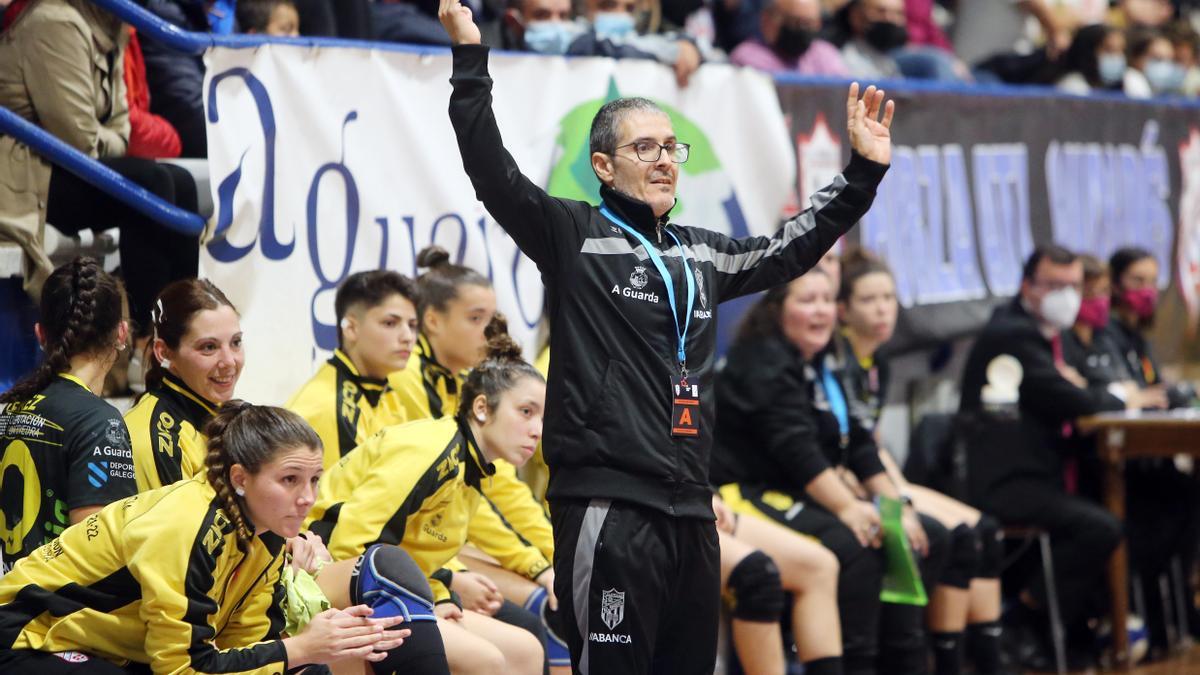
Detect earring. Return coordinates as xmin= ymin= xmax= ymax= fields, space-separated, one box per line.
xmin=160 ymin=358 xmax=172 ymax=369
xmin=340 ymin=318 xmax=350 ymax=329
xmin=475 ymin=414 xmax=486 ymax=423
xmin=235 ymin=487 xmax=245 ymax=497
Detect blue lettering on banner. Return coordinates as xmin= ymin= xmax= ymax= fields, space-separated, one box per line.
xmin=206 ymin=68 xmax=294 ymax=262
xmin=308 ymin=112 xmax=362 ymax=351
xmin=972 ymin=144 xmax=1032 ymax=297
xmin=1045 ymin=122 xmax=1173 ymax=288
xmin=860 ymin=144 xmax=988 ymax=307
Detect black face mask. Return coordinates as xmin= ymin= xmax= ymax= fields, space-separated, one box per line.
xmin=774 ymin=25 xmax=815 ymax=59
xmin=864 ymin=21 xmax=908 ymax=53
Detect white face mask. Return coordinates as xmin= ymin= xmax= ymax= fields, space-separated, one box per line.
xmin=1039 ymin=286 xmax=1081 ymax=330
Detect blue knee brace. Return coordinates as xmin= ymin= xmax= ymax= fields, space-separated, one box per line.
xmin=352 ymin=544 xmax=437 ymax=623
xmin=524 ymin=585 xmax=571 ymax=667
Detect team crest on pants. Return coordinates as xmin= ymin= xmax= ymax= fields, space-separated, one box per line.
xmin=601 ymin=588 xmax=625 ymax=630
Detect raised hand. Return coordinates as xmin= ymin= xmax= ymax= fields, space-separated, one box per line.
xmin=846 ymin=82 xmax=895 ymax=166
xmin=438 ymin=0 xmax=481 ymax=46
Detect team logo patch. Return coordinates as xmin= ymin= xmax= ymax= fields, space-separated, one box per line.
xmin=694 ymin=268 xmax=707 ymax=309
xmin=629 ymin=266 xmax=648 ymax=290
xmin=55 ymin=651 xmax=90 ymax=663
xmin=105 ymin=418 xmax=129 ymax=447
xmin=600 ymin=588 xmax=625 ymax=630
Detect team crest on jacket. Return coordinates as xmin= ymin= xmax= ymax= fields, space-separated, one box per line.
xmin=600 ymin=588 xmax=626 ymax=630
xmin=630 ymin=266 xmax=648 ymax=289
xmin=694 ymin=268 xmax=707 ymax=309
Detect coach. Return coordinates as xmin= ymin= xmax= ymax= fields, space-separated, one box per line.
xmin=440 ymin=2 xmax=893 ymax=670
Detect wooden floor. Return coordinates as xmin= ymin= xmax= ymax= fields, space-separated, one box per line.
xmin=1066 ymin=645 xmax=1200 ymax=674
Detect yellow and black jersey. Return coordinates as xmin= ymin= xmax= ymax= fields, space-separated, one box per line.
xmin=389 ymin=335 xmax=555 ymax=562
xmin=307 ymin=417 xmax=551 ymax=603
xmin=125 ymin=372 xmax=215 ymax=492
xmin=389 ymin=335 xmax=464 ymax=421
xmin=0 ymin=478 xmax=288 ymax=674
xmin=286 ymin=349 xmax=408 ymax=469
xmin=0 ymin=374 xmax=137 ymax=568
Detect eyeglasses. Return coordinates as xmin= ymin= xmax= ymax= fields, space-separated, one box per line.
xmin=613 ymin=140 xmax=691 ymax=163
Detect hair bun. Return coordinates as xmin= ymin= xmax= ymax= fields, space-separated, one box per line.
xmin=484 ymin=312 xmax=509 ymax=341
xmin=416 ymin=245 xmax=451 ymax=270
xmin=484 ymin=333 xmax=524 ymax=363
xmin=838 ymin=244 xmax=877 ymax=268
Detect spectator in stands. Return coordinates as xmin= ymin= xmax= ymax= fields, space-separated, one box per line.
xmin=295 ymin=0 xmax=371 ymax=38
xmin=1166 ymin=20 xmax=1200 ymax=95
xmin=729 ymin=0 xmax=850 ymax=76
xmin=124 ymin=27 xmax=182 ymax=159
xmin=713 ymin=269 xmax=948 ymax=675
xmin=139 ymin=1 xmax=209 ymax=157
xmin=238 ymin=0 xmax=301 ymax=36
xmin=837 ymin=0 xmax=908 ymax=79
xmin=573 ymin=0 xmax=708 ymax=85
xmin=0 ymin=257 xmax=137 ymax=569
xmin=125 ymin=279 xmax=244 ymax=492
xmin=959 ymin=245 xmax=1124 ymax=670
xmin=1125 ymin=27 xmax=1187 ymax=96
xmin=0 ymin=0 xmax=201 ymax=348
xmin=500 ymin=0 xmax=583 ymax=52
xmin=1115 ymin=0 xmax=1176 ymax=29
xmin=1056 ymin=24 xmax=1129 ymax=94
xmin=952 ymin=0 xmax=1073 ymax=69
xmin=890 ymin=0 xmax=969 ymax=81
xmin=835 ymin=248 xmax=1007 ymax=675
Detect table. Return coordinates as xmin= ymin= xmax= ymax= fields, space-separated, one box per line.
xmin=1078 ymin=410 xmax=1200 ymax=669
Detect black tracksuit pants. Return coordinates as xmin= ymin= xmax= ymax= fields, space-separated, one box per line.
xmin=549 ymin=498 xmax=720 ymax=675
xmin=976 ymin=478 xmax=1122 ymax=624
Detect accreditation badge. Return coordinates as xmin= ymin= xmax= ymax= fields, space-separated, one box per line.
xmin=670 ymin=376 xmax=699 ymax=437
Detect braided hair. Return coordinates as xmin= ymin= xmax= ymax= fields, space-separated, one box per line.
xmin=455 ymin=326 xmax=543 ymax=425
xmin=202 ymin=401 xmax=322 ymax=551
xmin=1 ymin=257 xmax=125 ymax=405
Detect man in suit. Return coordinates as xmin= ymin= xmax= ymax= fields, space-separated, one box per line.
xmin=960 ymin=244 xmax=1124 ymax=669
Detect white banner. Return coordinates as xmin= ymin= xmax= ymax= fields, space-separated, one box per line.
xmin=201 ymin=44 xmax=794 ymax=404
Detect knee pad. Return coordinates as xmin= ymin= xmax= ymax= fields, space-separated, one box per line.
xmin=352 ymin=544 xmax=437 ymax=623
xmin=941 ymin=524 xmax=981 ymax=589
xmin=523 ymin=585 xmax=571 ymax=667
xmin=975 ymin=515 xmax=1002 ymax=580
xmin=727 ymin=550 xmax=785 ymax=623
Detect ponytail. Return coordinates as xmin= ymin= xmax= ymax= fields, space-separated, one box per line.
xmin=415 ymin=245 xmax=491 ymax=330
xmin=203 ymin=401 xmax=322 ymax=550
xmin=1 ymin=257 xmax=124 ymax=405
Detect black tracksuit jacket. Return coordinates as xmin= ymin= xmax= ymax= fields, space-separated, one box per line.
xmin=448 ymin=44 xmax=887 ymax=519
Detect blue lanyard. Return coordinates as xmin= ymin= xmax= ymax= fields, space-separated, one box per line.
xmin=600 ymin=205 xmax=695 ymax=371
xmin=820 ymin=364 xmax=850 ymax=438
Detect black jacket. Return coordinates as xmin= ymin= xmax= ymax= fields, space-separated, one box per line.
xmin=959 ymin=298 xmax=1123 ymax=497
xmin=711 ymin=335 xmax=886 ymax=495
xmin=448 ymin=45 xmax=886 ymax=518
xmin=139 ymin=0 xmax=208 ymax=158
